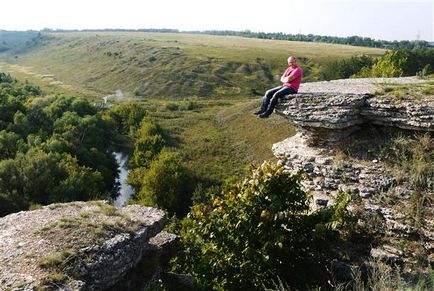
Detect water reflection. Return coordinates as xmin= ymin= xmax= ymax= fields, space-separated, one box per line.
xmin=113 ymin=151 xmax=133 ymax=208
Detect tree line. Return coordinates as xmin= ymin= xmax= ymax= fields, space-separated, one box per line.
xmin=188 ymin=30 xmax=433 ymax=49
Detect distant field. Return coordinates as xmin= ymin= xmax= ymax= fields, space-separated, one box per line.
xmin=0 ymin=32 xmax=385 ymax=100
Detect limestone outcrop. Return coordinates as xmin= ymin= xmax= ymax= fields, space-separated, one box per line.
xmin=276 ymin=93 xmax=368 ymax=143
xmin=0 ymin=201 xmax=178 ymax=290
xmin=276 ymin=93 xmax=434 ymax=144
xmin=362 ymin=97 xmax=434 ymax=131
xmin=276 ymin=77 xmax=433 ymax=144
xmin=273 ymin=77 xmax=434 ymax=274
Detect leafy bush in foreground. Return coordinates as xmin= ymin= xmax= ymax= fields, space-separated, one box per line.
xmin=173 ymin=161 xmax=352 ymax=290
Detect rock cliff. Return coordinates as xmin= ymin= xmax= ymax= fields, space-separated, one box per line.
xmin=0 ymin=201 xmax=177 ymax=290
xmin=277 ymin=77 xmax=433 ymax=144
xmin=273 ymin=77 xmax=434 ymax=275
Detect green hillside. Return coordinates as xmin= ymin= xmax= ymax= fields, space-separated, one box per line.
xmin=0 ymin=32 xmax=385 ymax=99
xmin=0 ymin=32 xmax=385 ymax=184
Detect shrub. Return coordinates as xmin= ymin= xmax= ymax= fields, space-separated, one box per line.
xmin=165 ymin=103 xmax=179 ymax=111
xmin=384 ymin=134 xmax=433 ymax=230
xmin=173 ymin=161 xmax=353 ymax=290
xmin=389 ymin=133 xmax=434 ymax=191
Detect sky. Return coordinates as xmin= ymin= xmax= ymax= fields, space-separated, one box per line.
xmin=0 ymin=0 xmax=432 ymax=41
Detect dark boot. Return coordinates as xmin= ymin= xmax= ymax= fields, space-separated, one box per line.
xmin=258 ymin=112 xmax=270 ymax=118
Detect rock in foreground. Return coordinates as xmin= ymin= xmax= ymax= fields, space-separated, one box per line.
xmin=0 ymin=201 xmax=177 ymax=290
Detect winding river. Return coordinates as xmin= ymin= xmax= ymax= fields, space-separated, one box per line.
xmin=113 ymin=151 xmax=134 ymax=208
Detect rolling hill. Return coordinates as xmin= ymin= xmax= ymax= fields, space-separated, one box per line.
xmin=0 ymin=32 xmax=385 ymax=99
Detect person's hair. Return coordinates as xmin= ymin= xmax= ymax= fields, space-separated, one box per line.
xmin=288 ymin=56 xmax=297 ymax=63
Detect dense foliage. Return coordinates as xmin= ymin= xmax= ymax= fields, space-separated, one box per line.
xmin=130 ymin=150 xmax=193 ymax=216
xmin=320 ymin=55 xmax=375 ymax=80
xmin=106 ymin=103 xmax=147 ymax=136
xmin=109 ymin=108 xmax=194 ymax=216
xmin=101 ymin=101 xmax=214 ymax=216
xmin=321 ymin=48 xmax=434 ymax=80
xmin=173 ymin=161 xmax=352 ymax=290
xmin=0 ymin=73 xmax=117 ymax=216
xmin=355 ymin=48 xmax=434 ymax=78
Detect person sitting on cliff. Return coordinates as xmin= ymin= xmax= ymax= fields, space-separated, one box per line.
xmin=255 ymin=56 xmax=303 ymax=118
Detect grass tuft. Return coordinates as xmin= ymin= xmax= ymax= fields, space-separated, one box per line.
xmin=39 ymin=248 xmax=77 ymax=270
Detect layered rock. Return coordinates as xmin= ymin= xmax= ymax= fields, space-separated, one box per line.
xmin=277 ymin=93 xmax=368 ymax=143
xmin=362 ymin=97 xmax=434 ymax=131
xmin=273 ymin=77 xmax=434 ymax=273
xmin=276 ymin=77 xmax=433 ymax=144
xmin=276 ymin=93 xmax=433 ymax=144
xmin=273 ymin=134 xmax=394 ymax=203
xmin=0 ymin=201 xmax=178 ymax=290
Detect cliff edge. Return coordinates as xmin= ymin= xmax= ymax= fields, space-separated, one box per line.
xmin=273 ymin=77 xmax=433 ymax=276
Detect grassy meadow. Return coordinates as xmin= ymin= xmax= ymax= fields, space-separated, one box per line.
xmin=144 ymin=98 xmax=296 ymax=182
xmin=0 ymin=32 xmax=384 ymax=184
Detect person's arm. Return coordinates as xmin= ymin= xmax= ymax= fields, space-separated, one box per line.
xmin=281 ymin=68 xmax=300 ymax=83
xmin=280 ymin=68 xmax=290 ymax=83
xmin=280 ymin=72 xmax=288 ymax=83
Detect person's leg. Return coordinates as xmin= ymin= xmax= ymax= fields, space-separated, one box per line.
xmin=255 ymin=86 xmax=283 ymax=114
xmin=260 ymin=87 xmax=296 ymax=117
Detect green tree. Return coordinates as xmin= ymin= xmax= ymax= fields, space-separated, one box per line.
xmin=0 ymin=130 xmax=23 ymax=159
xmin=370 ymin=50 xmax=408 ymax=77
xmin=131 ymin=117 xmax=166 ymax=168
xmin=107 ymin=103 xmax=147 ymax=135
xmin=0 ymin=149 xmax=106 ymax=216
xmin=0 ymin=93 xmax=25 ymax=129
xmin=130 ymin=150 xmax=193 ymax=216
xmin=44 ymin=96 xmax=96 ymax=120
xmin=320 ymin=55 xmax=374 ymax=80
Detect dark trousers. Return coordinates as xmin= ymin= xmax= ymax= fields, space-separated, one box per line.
xmin=259 ymin=86 xmax=296 ymax=115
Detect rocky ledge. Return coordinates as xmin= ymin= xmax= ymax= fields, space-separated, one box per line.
xmin=0 ymin=201 xmax=178 ymax=290
xmin=273 ymin=77 xmax=434 ymax=274
xmin=276 ymin=93 xmax=433 ymax=144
